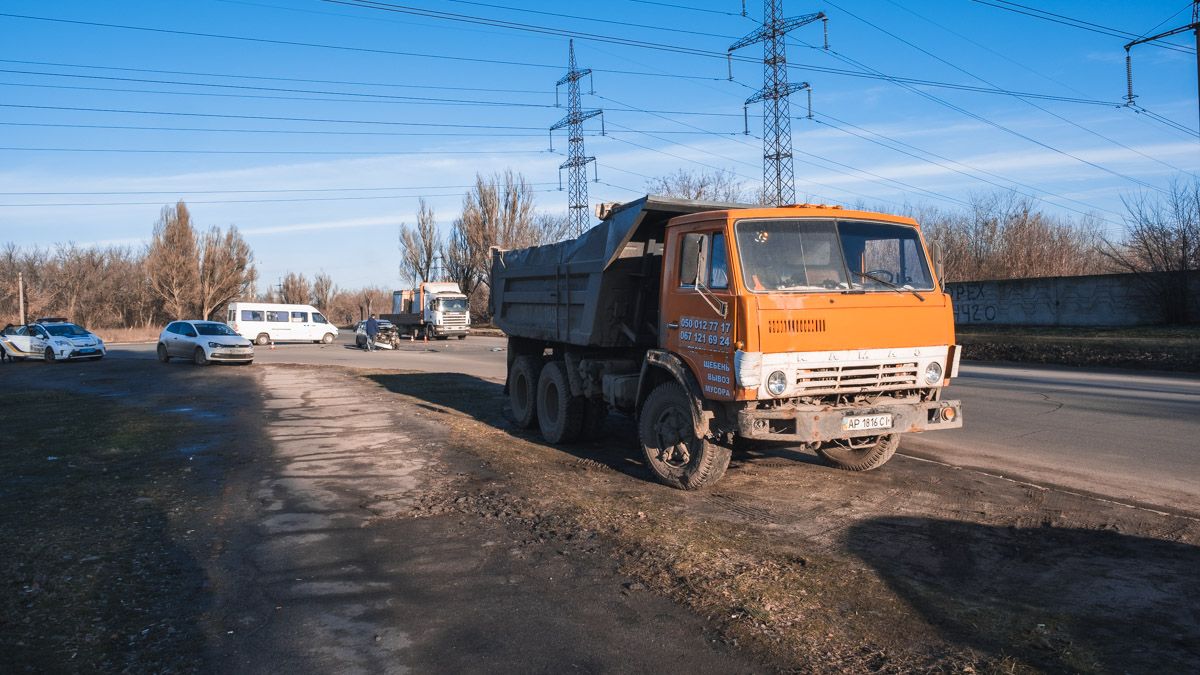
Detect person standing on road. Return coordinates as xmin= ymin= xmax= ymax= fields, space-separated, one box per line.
xmin=365 ymin=314 xmax=379 ymax=352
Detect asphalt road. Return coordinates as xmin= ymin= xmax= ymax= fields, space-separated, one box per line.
xmin=109 ymin=334 xmax=1200 ymax=514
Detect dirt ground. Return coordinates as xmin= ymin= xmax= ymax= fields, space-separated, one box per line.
xmin=3 ymin=357 xmax=1197 ymax=673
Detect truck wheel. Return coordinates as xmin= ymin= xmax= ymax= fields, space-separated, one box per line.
xmin=536 ymin=361 xmax=584 ymax=443
xmin=581 ymin=398 xmax=608 ymax=439
xmin=816 ymin=434 xmax=899 ymax=471
xmin=638 ymin=382 xmax=730 ymax=490
xmin=509 ymin=355 xmax=543 ymax=429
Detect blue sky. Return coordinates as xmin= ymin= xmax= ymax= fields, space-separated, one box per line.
xmin=1 ymin=0 xmax=1196 ymax=289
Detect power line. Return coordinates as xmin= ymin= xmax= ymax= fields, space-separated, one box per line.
xmin=0 ymin=120 xmax=730 ymax=138
xmin=0 ymin=146 xmax=549 ymax=156
xmin=0 ymin=182 xmax=561 ymax=196
xmin=968 ymin=0 xmax=1195 ymax=54
xmin=825 ymin=0 xmax=1189 ymax=184
xmin=0 ymin=187 xmax=564 ymax=208
xmin=0 ymin=12 xmax=1120 ymax=105
xmin=790 ymin=37 xmax=1167 ymax=195
xmin=0 ymin=58 xmax=549 ymax=95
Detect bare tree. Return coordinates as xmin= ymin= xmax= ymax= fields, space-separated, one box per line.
xmin=1102 ymin=178 xmax=1200 ymax=323
xmin=196 ymin=225 xmax=254 ymax=320
xmin=146 ymin=201 xmax=200 ymax=320
xmin=646 ymin=168 xmax=749 ymax=203
xmin=279 ymin=272 xmax=312 ymax=305
xmin=312 ymin=272 xmax=335 ymax=309
xmin=399 ymin=198 xmax=439 ymax=284
xmin=535 ymin=211 xmax=574 ymax=242
xmin=453 ymin=170 xmax=542 ymax=296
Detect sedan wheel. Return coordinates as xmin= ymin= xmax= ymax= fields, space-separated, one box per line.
xmin=44 ymin=347 xmax=57 ymax=364
xmin=157 ymin=343 xmax=171 ymax=363
xmin=193 ymin=347 xmax=209 ymax=366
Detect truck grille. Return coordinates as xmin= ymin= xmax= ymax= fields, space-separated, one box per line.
xmin=442 ymin=313 xmax=469 ymax=328
xmin=767 ymin=318 xmax=825 ymax=334
xmin=794 ymin=361 xmax=919 ymax=395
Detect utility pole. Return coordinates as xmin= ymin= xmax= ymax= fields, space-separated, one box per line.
xmin=18 ymin=272 xmax=25 ymax=325
xmin=551 ymin=40 xmax=603 ymax=235
xmin=1124 ymin=0 xmax=1200 ymax=136
xmin=730 ymin=1 xmax=826 ymax=205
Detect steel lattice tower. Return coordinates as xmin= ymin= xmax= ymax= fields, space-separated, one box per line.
xmin=551 ymin=40 xmax=603 ymax=234
xmin=730 ymin=2 xmax=825 ymax=205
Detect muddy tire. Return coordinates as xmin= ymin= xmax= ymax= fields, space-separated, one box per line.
xmin=638 ymin=382 xmax=730 ymax=490
xmin=255 ymin=333 xmax=270 ymax=346
xmin=508 ymin=355 xmax=543 ymax=429
xmin=816 ymin=434 xmax=899 ymax=471
xmin=193 ymin=347 xmax=209 ymax=366
xmin=157 ymin=344 xmax=171 ymax=363
xmin=580 ymin=398 xmax=608 ymax=439
xmin=536 ymin=361 xmax=584 ymax=444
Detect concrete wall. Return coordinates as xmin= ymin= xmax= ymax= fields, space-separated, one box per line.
xmin=945 ymin=271 xmax=1200 ymax=326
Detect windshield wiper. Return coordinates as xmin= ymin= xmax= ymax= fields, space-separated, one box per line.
xmin=852 ymin=271 xmax=925 ymax=302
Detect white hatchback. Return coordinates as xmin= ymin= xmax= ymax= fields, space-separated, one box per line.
xmin=157 ymin=321 xmax=254 ymax=365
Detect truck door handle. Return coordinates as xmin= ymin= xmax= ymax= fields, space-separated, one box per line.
xmin=667 ymin=322 xmax=679 ymax=329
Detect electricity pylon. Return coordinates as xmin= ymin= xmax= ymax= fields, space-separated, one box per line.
xmin=1123 ymin=0 xmax=1200 ymax=136
xmin=730 ymin=1 xmax=826 ymax=205
xmin=551 ymin=40 xmax=603 ymax=234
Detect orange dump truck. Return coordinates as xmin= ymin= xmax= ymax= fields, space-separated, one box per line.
xmin=490 ymin=196 xmax=962 ymax=490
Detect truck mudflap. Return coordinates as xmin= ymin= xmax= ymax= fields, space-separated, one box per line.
xmin=736 ymin=399 xmax=962 ymax=442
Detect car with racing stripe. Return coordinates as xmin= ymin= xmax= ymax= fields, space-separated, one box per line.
xmin=0 ymin=318 xmax=106 ymax=362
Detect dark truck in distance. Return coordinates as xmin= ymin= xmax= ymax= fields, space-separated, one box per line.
xmin=490 ymin=196 xmax=963 ymax=490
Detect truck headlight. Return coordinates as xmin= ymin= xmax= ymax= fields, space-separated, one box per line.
xmin=766 ymin=370 xmax=788 ymax=396
xmin=924 ymin=362 xmax=943 ymax=385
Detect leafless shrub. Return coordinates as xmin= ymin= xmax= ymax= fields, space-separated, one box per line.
xmin=1102 ymin=178 xmax=1200 ymax=323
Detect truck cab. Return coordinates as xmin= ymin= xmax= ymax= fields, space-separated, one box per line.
xmin=491 ymin=196 xmax=961 ymax=490
xmin=659 ymin=206 xmax=960 ymax=467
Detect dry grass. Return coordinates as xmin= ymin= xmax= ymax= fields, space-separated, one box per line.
xmin=93 ymin=326 xmax=163 ymax=344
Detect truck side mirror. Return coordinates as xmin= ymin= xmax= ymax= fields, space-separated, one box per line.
xmin=928 ymin=241 xmax=945 ymax=285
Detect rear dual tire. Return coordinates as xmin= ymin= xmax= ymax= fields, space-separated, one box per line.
xmin=536 ymin=361 xmax=584 ymax=444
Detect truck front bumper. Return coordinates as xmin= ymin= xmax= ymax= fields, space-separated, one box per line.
xmin=736 ymin=399 xmax=962 ymax=442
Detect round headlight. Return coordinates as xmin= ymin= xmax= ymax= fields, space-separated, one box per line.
xmin=766 ymin=370 xmax=788 ymax=396
xmin=924 ymin=362 xmax=943 ymax=385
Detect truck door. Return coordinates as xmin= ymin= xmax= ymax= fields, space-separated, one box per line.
xmin=662 ymin=226 xmax=736 ymax=401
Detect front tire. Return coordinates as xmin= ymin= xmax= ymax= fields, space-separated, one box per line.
xmin=193 ymin=347 xmax=209 ymax=366
xmin=638 ymin=382 xmax=730 ymax=490
xmin=457 ymin=335 xmax=467 ymax=340
xmin=816 ymin=434 xmax=899 ymax=471
xmin=321 ymin=333 xmax=334 ymax=344
xmin=255 ymin=333 xmax=270 ymax=346
xmin=536 ymin=361 xmax=584 ymax=444
xmin=508 ymin=355 xmax=543 ymax=429
xmin=44 ymin=347 xmax=58 ymax=364
xmin=157 ymin=344 xmax=171 ymax=363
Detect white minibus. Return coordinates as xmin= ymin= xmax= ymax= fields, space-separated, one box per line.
xmin=226 ymin=302 xmax=339 ymax=345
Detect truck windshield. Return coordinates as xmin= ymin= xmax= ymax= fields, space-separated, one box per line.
xmin=734 ymin=218 xmax=934 ymax=293
xmin=438 ymin=298 xmax=468 ymax=312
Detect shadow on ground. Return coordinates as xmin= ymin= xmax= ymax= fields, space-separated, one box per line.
xmin=846 ymin=516 xmax=1200 ymax=673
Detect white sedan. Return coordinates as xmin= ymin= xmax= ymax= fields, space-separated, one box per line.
xmin=0 ymin=319 xmax=106 ymax=362
xmin=157 ymin=321 xmax=254 ymax=365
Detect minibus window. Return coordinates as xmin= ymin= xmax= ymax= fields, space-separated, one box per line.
xmin=267 ymin=311 xmax=288 ymax=323
xmin=291 ymin=312 xmax=307 ymax=323
xmin=241 ymin=310 xmax=264 ymax=322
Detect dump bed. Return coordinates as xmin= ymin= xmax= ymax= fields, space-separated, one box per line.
xmin=490 ymin=195 xmax=748 ymax=348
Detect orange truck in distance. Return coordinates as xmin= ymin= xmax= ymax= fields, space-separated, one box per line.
xmin=490 ymin=196 xmax=962 ymax=490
